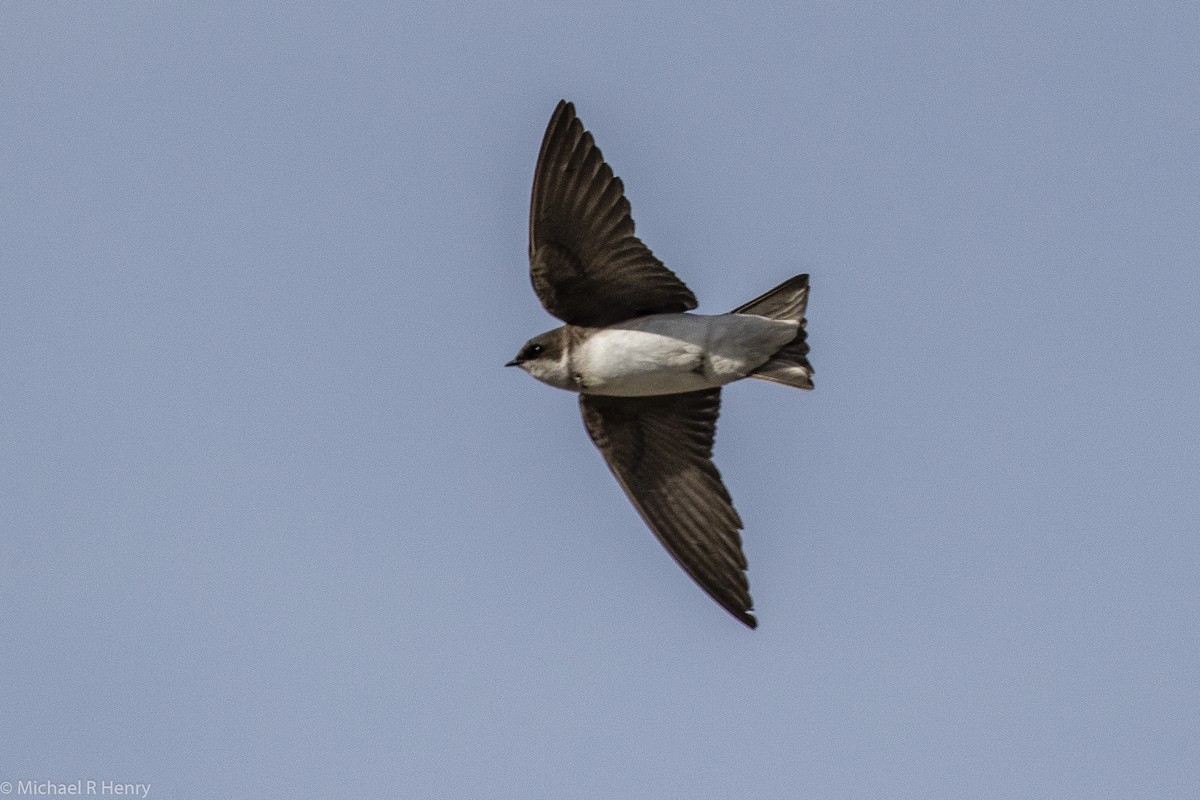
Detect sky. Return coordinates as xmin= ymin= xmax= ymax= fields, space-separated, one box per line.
xmin=2 ymin=2 xmax=1198 ymax=798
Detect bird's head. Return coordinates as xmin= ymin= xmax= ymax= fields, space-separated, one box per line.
xmin=506 ymin=328 xmax=575 ymax=391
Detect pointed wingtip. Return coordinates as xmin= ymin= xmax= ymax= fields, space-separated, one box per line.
xmin=739 ymin=611 xmax=759 ymax=630
xmin=725 ymin=599 xmax=758 ymax=629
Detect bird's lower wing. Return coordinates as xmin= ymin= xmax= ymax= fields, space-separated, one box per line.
xmin=578 ymin=389 xmax=756 ymax=628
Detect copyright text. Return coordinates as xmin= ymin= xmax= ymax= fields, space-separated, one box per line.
xmin=1 ymin=782 xmax=150 ymax=798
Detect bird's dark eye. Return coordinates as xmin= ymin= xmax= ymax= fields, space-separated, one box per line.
xmin=525 ymin=344 xmax=544 ymax=358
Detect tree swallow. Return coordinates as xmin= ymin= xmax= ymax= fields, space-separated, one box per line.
xmin=508 ymin=100 xmax=813 ymax=629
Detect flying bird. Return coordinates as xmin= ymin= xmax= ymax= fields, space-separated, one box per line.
xmin=508 ymin=100 xmax=813 ymax=628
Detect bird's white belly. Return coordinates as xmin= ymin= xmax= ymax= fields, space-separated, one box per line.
xmin=573 ymin=313 xmax=796 ymax=397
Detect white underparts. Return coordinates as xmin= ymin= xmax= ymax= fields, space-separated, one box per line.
xmin=570 ymin=313 xmax=797 ymax=397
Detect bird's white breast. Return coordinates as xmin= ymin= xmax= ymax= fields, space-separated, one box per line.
xmin=573 ymin=313 xmax=797 ymax=397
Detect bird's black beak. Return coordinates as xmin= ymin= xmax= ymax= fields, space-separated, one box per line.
xmin=505 ymin=358 xmax=521 ymax=367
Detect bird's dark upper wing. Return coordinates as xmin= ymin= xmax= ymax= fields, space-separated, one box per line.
xmin=529 ymin=100 xmax=697 ymax=327
xmin=579 ymin=389 xmax=755 ymax=628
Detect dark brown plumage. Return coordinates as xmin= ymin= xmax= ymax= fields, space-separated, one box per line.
xmin=580 ymin=390 xmax=755 ymax=628
xmin=529 ymin=101 xmax=697 ymax=327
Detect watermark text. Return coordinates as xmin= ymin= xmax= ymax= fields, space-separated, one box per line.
xmin=0 ymin=781 xmax=150 ymax=798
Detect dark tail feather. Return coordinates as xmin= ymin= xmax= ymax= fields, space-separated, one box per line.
xmin=732 ymin=274 xmax=813 ymax=390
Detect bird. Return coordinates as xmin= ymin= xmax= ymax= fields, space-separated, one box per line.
xmin=507 ymin=100 xmax=813 ymax=628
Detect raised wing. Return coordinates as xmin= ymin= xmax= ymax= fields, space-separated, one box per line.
xmin=529 ymin=100 xmax=697 ymax=327
xmin=579 ymin=389 xmax=756 ymax=628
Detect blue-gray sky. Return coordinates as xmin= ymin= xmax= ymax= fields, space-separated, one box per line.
xmin=3 ymin=3 xmax=1198 ymax=798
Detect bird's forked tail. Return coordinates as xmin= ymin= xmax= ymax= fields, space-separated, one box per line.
xmin=731 ymin=274 xmax=813 ymax=390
